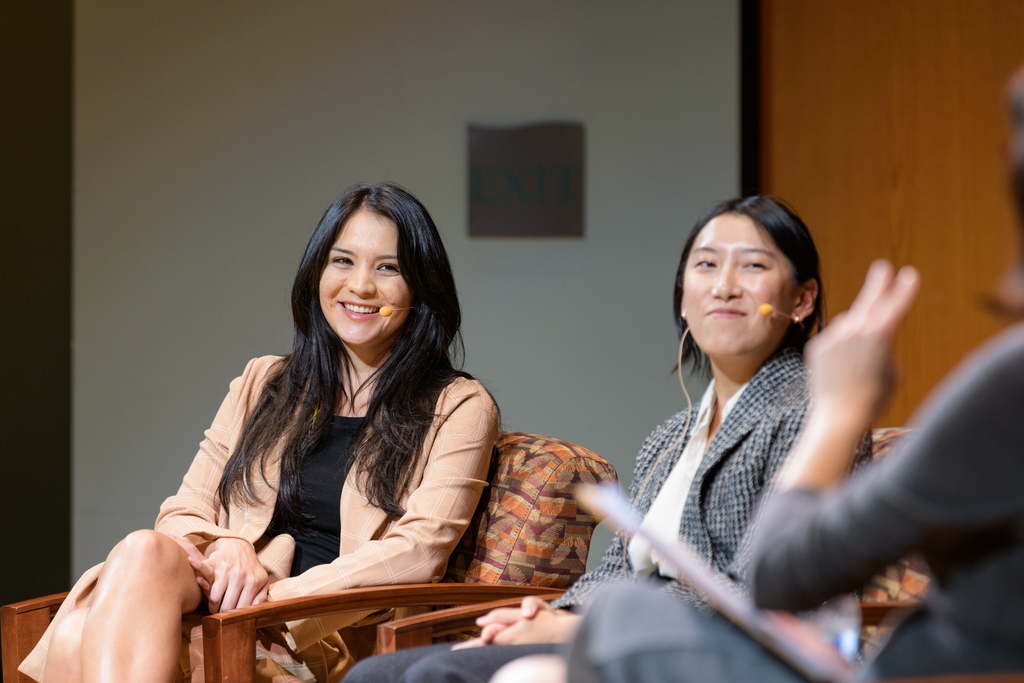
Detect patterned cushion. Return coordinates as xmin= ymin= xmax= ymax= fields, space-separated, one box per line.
xmin=861 ymin=428 xmax=931 ymax=651
xmin=864 ymin=427 xmax=930 ymax=601
xmin=862 ymin=554 xmax=931 ymax=603
xmin=443 ymin=432 xmax=618 ymax=589
xmin=869 ymin=427 xmax=915 ymax=463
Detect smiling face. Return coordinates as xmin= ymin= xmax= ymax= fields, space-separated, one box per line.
xmin=681 ymin=213 xmax=817 ymax=373
xmin=318 ymin=208 xmax=414 ymax=364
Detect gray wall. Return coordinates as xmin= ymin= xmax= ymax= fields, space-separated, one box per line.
xmin=74 ymin=0 xmax=739 ymax=575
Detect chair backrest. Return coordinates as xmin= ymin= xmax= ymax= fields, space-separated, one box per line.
xmin=861 ymin=428 xmax=932 ymax=650
xmin=862 ymin=428 xmax=933 ymax=604
xmin=443 ymin=431 xmax=617 ymax=588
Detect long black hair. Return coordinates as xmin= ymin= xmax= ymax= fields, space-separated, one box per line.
xmin=218 ymin=183 xmax=474 ymax=520
xmin=672 ymin=196 xmax=825 ymax=376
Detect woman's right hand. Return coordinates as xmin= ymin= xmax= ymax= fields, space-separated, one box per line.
xmin=200 ymin=537 xmax=270 ymax=613
xmin=158 ymin=533 xmax=268 ymax=612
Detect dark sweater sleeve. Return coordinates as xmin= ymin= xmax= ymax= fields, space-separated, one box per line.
xmin=750 ymin=325 xmax=1024 ymax=611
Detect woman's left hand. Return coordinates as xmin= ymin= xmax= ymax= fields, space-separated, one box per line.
xmin=201 ymin=537 xmax=269 ymax=613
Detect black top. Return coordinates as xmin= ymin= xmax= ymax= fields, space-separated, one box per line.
xmin=750 ymin=322 xmax=1024 ymax=663
xmin=268 ymin=415 xmax=362 ymax=576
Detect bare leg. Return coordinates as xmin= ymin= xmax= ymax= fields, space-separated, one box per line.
xmin=41 ymin=608 xmax=89 ymax=683
xmin=44 ymin=529 xmax=204 ymax=683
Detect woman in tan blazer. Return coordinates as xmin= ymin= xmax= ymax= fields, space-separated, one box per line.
xmin=21 ymin=183 xmax=499 ymax=683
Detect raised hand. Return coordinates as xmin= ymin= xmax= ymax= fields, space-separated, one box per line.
xmin=805 ymin=260 xmax=920 ymax=424
xmin=779 ymin=260 xmax=920 ymax=492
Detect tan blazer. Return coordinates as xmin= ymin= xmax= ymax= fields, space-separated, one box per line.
xmin=21 ymin=355 xmax=498 ymax=680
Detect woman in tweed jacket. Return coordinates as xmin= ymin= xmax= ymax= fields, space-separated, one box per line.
xmin=551 ymin=346 xmax=808 ymax=610
xmin=24 ymin=184 xmax=498 ymax=683
xmin=345 ymin=196 xmax=840 ymax=683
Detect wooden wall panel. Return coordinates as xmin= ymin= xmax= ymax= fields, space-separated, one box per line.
xmin=762 ymin=0 xmax=1024 ymax=426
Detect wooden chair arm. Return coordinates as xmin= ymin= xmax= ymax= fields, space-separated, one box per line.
xmin=376 ymin=590 xmax=565 ymax=654
xmin=859 ymin=600 xmax=917 ymax=627
xmin=373 ymin=597 xmax=916 ymax=655
xmin=202 ymin=583 xmax=558 ymax=683
xmin=2 ymin=592 xmax=70 ymax=683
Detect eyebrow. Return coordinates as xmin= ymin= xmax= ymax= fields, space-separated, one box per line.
xmin=692 ymin=246 xmax=776 ymax=256
xmin=331 ymin=247 xmax=399 ymax=260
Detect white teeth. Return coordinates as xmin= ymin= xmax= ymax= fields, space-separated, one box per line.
xmin=343 ymin=303 xmax=379 ymax=314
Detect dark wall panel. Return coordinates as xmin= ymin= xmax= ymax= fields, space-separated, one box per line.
xmin=0 ymin=0 xmax=73 ymax=612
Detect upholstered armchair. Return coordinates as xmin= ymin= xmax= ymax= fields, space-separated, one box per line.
xmin=2 ymin=431 xmax=616 ymax=683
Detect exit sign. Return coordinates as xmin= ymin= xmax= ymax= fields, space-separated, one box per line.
xmin=468 ymin=122 xmax=584 ymax=237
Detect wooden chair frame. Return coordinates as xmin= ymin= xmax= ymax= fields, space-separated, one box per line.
xmin=374 ymin=596 xmax=915 ymax=656
xmin=5 ymin=594 xmax=1011 ymax=683
xmin=2 ymin=592 xmax=65 ymax=683
xmin=1 ymin=584 xmax=558 ymax=683
xmin=376 ymin=591 xmax=563 ymax=654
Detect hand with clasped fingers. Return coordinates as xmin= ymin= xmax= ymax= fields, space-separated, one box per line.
xmin=160 ymin=532 xmax=270 ymax=613
xmin=451 ymin=596 xmax=582 ymax=649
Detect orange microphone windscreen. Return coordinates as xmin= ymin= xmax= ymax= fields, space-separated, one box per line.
xmin=758 ymin=303 xmax=775 ymax=317
xmin=379 ymin=306 xmax=394 ymax=317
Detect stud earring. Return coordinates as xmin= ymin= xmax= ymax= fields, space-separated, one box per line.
xmin=794 ymin=315 xmax=802 ymax=323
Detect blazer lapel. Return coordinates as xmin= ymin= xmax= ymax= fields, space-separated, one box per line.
xmin=680 ymin=349 xmax=803 ymax=557
xmin=691 ymin=391 xmax=761 ymax=485
xmin=635 ymin=405 xmax=700 ymax=518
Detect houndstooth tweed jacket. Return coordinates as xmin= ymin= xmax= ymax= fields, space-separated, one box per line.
xmin=553 ymin=348 xmax=827 ymax=610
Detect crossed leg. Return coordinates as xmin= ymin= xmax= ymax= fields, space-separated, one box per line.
xmin=42 ymin=530 xmax=204 ymax=683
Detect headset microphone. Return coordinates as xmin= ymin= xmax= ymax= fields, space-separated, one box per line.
xmin=758 ymin=303 xmax=802 ymax=323
xmin=379 ymin=305 xmax=417 ymax=318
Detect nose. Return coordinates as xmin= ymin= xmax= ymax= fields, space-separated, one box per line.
xmin=347 ymin=264 xmax=376 ymax=298
xmin=712 ymin=265 xmax=740 ymax=299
